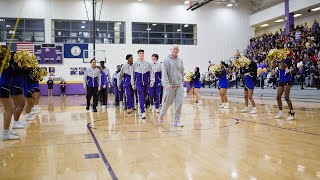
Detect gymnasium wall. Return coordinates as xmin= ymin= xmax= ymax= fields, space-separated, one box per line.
xmin=0 ymin=0 xmax=251 ymax=81
xmin=255 ymin=12 xmax=320 ymax=37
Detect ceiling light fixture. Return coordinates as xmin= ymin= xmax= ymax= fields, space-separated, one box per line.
xmin=275 ymin=19 xmax=284 ymax=23
xmin=81 ymin=26 xmax=85 ymax=28
xmin=260 ymin=24 xmax=269 ymax=27
xmin=294 ymin=13 xmax=302 ymax=17
xmin=184 ymin=1 xmax=190 ymax=4
xmin=227 ymin=3 xmax=233 ymax=7
xmin=311 ymin=7 xmax=320 ymax=12
xmin=152 ymin=24 xmax=157 ymax=26
xmin=184 ymin=24 xmax=189 ymax=27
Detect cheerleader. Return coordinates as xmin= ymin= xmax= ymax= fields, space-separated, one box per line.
xmin=216 ymin=61 xmax=229 ymax=109
xmin=240 ymin=60 xmax=258 ymax=114
xmin=10 ymin=62 xmax=27 ymax=129
xmin=83 ymin=59 xmax=101 ymax=112
xmin=24 ymin=68 xmax=36 ymax=121
xmin=33 ymin=80 xmax=41 ymax=111
xmin=0 ymin=47 xmax=19 ymax=140
xmin=274 ymin=59 xmax=295 ymax=120
xmin=192 ymin=67 xmax=202 ymax=106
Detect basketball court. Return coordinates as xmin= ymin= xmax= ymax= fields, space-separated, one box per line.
xmin=1 ymin=88 xmax=320 ymax=179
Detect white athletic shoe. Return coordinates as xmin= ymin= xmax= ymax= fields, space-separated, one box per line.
xmin=35 ymin=105 xmax=41 ymax=110
xmin=274 ymin=112 xmax=284 ymax=119
xmin=219 ymin=103 xmax=224 ymax=108
xmin=286 ymin=115 xmax=295 ymax=121
xmin=224 ymin=102 xmax=229 ymax=109
xmin=2 ymin=131 xmax=19 ymax=141
xmin=250 ymin=108 xmax=257 ymax=114
xmin=149 ymin=105 xmax=153 ymax=111
xmin=141 ymin=113 xmax=146 ymax=119
xmin=101 ymin=105 xmax=106 ymax=110
xmin=119 ymin=101 xmax=123 ymax=108
xmin=12 ymin=121 xmax=26 ymax=129
xmin=25 ymin=114 xmax=35 ymax=121
xmin=30 ymin=110 xmax=37 ymax=115
xmin=157 ymin=116 xmax=163 ymax=124
xmin=9 ymin=130 xmax=19 ymax=136
xmin=174 ymin=121 xmax=184 ymax=127
xmin=241 ymin=107 xmax=248 ymax=113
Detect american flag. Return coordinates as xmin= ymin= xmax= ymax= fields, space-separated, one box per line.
xmin=7 ymin=42 xmax=34 ymax=54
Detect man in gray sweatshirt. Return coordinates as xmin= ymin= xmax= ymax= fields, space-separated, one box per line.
xmin=158 ymin=45 xmax=184 ymax=127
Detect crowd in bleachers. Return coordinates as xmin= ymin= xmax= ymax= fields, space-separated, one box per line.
xmin=202 ymin=20 xmax=320 ymax=90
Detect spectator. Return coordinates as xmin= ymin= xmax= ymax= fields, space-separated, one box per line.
xmin=296 ymin=64 xmax=305 ymax=89
xmin=60 ymin=79 xmax=66 ymax=96
xmin=312 ymin=20 xmax=319 ymax=32
xmin=47 ymin=77 xmax=54 ymax=96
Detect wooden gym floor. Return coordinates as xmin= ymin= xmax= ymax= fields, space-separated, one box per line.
xmin=0 ymin=90 xmax=320 ymax=180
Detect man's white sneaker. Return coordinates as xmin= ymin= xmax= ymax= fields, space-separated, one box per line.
xmin=12 ymin=121 xmax=26 ymax=129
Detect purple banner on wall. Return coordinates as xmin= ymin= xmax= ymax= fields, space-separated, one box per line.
xmin=34 ymin=43 xmax=63 ymax=64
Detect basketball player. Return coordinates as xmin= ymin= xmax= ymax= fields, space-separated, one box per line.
xmin=158 ymin=45 xmax=184 ymax=127
xmin=118 ymin=54 xmax=134 ymax=114
xmin=98 ymin=66 xmax=107 ymax=110
xmin=83 ymin=59 xmax=101 ymax=112
xmin=112 ymin=65 xmax=123 ymax=107
xmin=100 ymin=61 xmax=111 ymax=107
xmin=131 ymin=50 xmax=152 ymax=119
xmin=148 ymin=54 xmax=162 ymax=112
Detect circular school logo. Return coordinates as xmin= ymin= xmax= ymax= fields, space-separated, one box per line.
xmin=71 ymin=46 xmax=81 ymax=56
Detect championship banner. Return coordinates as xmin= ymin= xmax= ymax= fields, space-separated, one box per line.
xmin=64 ymin=44 xmax=88 ymax=58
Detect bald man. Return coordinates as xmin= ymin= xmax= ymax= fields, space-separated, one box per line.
xmin=158 ymin=45 xmax=184 ymax=127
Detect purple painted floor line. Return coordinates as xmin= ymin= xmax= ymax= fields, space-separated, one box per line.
xmin=87 ymin=123 xmax=118 ymax=180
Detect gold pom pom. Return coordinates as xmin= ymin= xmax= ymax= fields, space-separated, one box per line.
xmin=14 ymin=50 xmax=31 ymax=69
xmin=209 ymin=64 xmax=221 ymax=74
xmin=184 ymin=72 xmax=194 ymax=81
xmin=0 ymin=46 xmax=11 ymax=70
xmin=234 ymin=56 xmax=251 ymax=68
xmin=267 ymin=48 xmax=290 ymax=63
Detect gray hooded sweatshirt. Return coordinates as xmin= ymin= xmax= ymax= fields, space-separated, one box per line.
xmin=161 ymin=54 xmax=184 ymax=87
